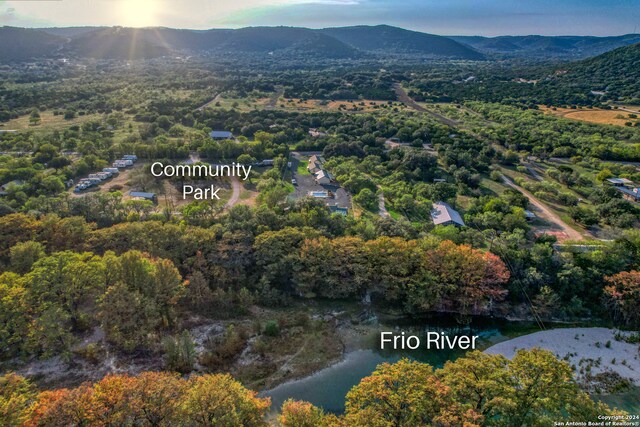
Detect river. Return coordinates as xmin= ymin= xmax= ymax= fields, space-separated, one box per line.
xmin=262 ymin=314 xmax=543 ymax=413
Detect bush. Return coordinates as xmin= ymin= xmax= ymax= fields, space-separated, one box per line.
xmin=264 ymin=320 xmax=280 ymax=337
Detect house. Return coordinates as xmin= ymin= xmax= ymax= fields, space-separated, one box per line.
xmin=618 ymin=187 xmax=640 ymax=202
xmin=431 ymin=202 xmax=465 ymax=227
xmin=129 ymin=191 xmax=158 ymax=203
xmin=209 ymin=130 xmax=234 ymax=140
xmin=307 ymin=159 xmax=323 ymax=173
xmin=308 ymin=128 xmax=327 ymax=138
xmin=606 ymin=178 xmax=633 ymax=187
xmin=307 ymin=155 xmax=325 ymax=173
xmin=315 ymin=169 xmax=334 ymax=185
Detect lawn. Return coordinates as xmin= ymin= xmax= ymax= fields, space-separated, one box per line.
xmin=297 ymin=161 xmax=311 ymax=175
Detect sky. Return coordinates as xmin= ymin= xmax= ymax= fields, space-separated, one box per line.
xmin=1 ymin=0 xmax=639 ymax=36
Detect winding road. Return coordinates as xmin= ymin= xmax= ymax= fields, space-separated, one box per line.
xmin=393 ymin=83 xmax=459 ymax=127
xmin=224 ymin=177 xmax=242 ymax=210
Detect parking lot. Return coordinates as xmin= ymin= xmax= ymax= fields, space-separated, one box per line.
xmin=290 ymin=152 xmax=351 ymax=210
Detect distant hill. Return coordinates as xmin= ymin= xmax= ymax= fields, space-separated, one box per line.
xmin=66 ymin=27 xmax=172 ymax=59
xmin=451 ymin=34 xmax=640 ymax=59
xmin=0 ymin=27 xmax=65 ymax=62
xmin=562 ymin=42 xmax=640 ymax=101
xmin=6 ymin=25 xmax=636 ymax=63
xmin=11 ymin=25 xmax=481 ymax=61
xmin=319 ymin=25 xmax=484 ymax=59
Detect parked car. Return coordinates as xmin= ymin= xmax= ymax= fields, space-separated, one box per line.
xmin=292 ymin=178 xmax=298 ymax=185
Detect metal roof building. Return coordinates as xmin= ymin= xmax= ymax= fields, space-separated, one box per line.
xmin=209 ymin=130 xmax=234 ymax=139
xmin=431 ymin=201 xmax=465 ymax=227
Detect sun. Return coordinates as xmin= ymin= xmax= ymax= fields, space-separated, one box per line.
xmin=119 ymin=0 xmax=160 ymax=27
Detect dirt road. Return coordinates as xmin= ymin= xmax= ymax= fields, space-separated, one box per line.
xmin=393 ymin=83 xmax=459 ymax=127
xmin=501 ymin=175 xmax=588 ymax=241
xmin=377 ymin=186 xmax=390 ymax=218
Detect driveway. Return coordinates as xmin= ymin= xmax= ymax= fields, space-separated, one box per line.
xmin=501 ymin=175 xmax=590 ymax=241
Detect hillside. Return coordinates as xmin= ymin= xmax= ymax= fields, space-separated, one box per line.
xmin=321 ymin=25 xmax=484 ymax=59
xmin=12 ymin=25 xmax=482 ymax=61
xmin=0 ymin=27 xmax=65 ymax=62
xmin=561 ymin=42 xmax=640 ymax=101
xmin=452 ymin=34 xmax=640 ymax=59
xmin=66 ymin=27 xmax=173 ymax=59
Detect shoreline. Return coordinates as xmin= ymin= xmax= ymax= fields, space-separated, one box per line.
xmin=485 ymin=327 xmax=640 ymax=389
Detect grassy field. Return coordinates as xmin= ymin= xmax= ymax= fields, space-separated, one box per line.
xmin=539 ymin=105 xmax=639 ymax=127
xmin=1 ymin=111 xmax=106 ymax=131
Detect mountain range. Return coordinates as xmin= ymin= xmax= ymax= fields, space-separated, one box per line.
xmin=2 ymin=25 xmax=483 ymax=62
xmin=450 ymin=34 xmax=640 ymax=58
xmin=1 ymin=25 xmax=640 ymax=63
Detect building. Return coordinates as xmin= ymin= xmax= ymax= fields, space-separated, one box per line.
xmin=431 ymin=201 xmax=465 ymax=227
xmin=129 ymin=191 xmax=158 ymax=203
xmin=307 ymin=155 xmax=325 ymax=173
xmin=315 ymin=169 xmax=334 ymax=185
xmin=618 ymin=187 xmax=640 ymax=202
xmin=606 ymin=178 xmax=633 ymax=187
xmin=308 ymin=128 xmax=327 ymax=138
xmin=209 ymin=130 xmax=234 ymax=140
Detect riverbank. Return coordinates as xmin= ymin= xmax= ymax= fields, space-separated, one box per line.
xmin=485 ymin=328 xmax=640 ymax=393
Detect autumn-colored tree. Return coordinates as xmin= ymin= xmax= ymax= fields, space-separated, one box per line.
xmin=128 ymin=372 xmax=187 ymax=427
xmin=603 ymin=270 xmax=640 ymax=327
xmin=0 ymin=373 xmax=36 ymax=427
xmin=181 ymin=374 xmax=270 ymax=426
xmin=24 ymin=384 xmax=94 ymax=427
xmin=343 ymin=358 xmax=481 ymax=427
xmin=279 ymin=399 xmax=338 ymax=427
xmin=0 ymin=213 xmax=38 ymax=260
xmin=422 ymin=240 xmax=510 ymax=315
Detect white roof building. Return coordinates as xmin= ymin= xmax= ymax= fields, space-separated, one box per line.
xmin=431 ymin=202 xmax=465 ymax=227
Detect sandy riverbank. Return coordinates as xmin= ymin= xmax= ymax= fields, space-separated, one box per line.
xmin=485 ymin=327 xmax=640 ymax=388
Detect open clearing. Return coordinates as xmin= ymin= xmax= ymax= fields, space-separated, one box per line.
xmin=539 ymin=105 xmax=639 ymax=127
xmin=2 ymin=111 xmax=106 ymax=131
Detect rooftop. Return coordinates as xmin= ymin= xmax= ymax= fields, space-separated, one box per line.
xmin=209 ymin=130 xmax=233 ymax=139
xmin=431 ymin=201 xmax=465 ymax=226
xmin=606 ymin=178 xmax=633 ymax=185
xmin=129 ymin=191 xmax=157 ymax=200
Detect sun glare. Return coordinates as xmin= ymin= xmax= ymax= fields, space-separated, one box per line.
xmin=119 ymin=0 xmax=159 ymax=27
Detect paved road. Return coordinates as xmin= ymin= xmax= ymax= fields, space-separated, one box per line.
xmin=501 ymin=175 xmax=589 ymax=241
xmin=196 ymin=92 xmax=222 ymax=111
xmin=393 ymin=83 xmax=459 ymax=127
xmin=224 ymin=177 xmax=242 ymax=210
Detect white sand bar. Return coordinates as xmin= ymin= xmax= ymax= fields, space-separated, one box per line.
xmin=485 ymin=327 xmax=640 ymax=385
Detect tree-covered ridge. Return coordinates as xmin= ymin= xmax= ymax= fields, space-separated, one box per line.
xmin=1 ymin=349 xmax=624 ymax=426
